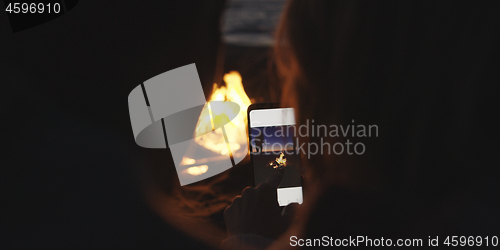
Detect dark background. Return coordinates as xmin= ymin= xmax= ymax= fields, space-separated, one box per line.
xmin=1 ymin=1 xmax=232 ymax=249
xmin=2 ymin=0 xmax=287 ymax=248
xmin=5 ymin=1 xmax=498 ymax=249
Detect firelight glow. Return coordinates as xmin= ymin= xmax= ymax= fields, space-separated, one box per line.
xmin=275 ymin=152 xmax=287 ymax=168
xmin=183 ymin=165 xmax=209 ymax=176
xmin=180 ymin=157 xmax=196 ymax=165
xmin=193 ymin=71 xmax=252 ymax=157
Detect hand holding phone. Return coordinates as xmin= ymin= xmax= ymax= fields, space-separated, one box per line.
xmin=224 ymin=167 xmax=300 ymax=240
xmin=224 ymin=168 xmax=286 ymax=238
xmin=247 ymin=103 xmax=303 ymax=206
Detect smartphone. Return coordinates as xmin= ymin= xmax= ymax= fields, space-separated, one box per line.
xmin=247 ymin=103 xmax=303 ymax=206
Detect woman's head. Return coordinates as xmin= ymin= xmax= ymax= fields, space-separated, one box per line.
xmin=274 ymin=0 xmax=499 ymax=198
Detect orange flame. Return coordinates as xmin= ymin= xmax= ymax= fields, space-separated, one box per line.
xmin=182 ymin=165 xmax=209 ymax=176
xmin=193 ymin=71 xmax=251 ymax=156
xmin=180 ymin=71 xmax=252 ymax=176
xmin=274 ymin=152 xmax=287 ymax=169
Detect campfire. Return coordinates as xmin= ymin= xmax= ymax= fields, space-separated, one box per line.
xmin=180 ymin=71 xmax=252 ymax=176
xmin=269 ymin=151 xmax=287 ymax=169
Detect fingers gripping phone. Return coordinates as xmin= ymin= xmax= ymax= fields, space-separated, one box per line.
xmin=247 ymin=103 xmax=303 ymax=206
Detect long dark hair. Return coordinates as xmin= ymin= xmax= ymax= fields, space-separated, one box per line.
xmin=274 ymin=0 xmax=500 ymax=238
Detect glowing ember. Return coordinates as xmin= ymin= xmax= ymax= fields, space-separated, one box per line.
xmin=183 ymin=165 xmax=209 ymax=176
xmin=180 ymin=157 xmax=196 ymax=165
xmin=269 ymin=152 xmax=287 ymax=169
xmin=193 ymin=71 xmax=251 ymax=157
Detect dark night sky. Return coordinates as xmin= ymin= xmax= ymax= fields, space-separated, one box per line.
xmin=250 ymin=126 xmax=294 ymax=152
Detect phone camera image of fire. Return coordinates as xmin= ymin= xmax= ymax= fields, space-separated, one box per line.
xmin=268 ymin=151 xmax=287 ymax=169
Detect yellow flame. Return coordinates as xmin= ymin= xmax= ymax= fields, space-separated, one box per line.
xmin=274 ymin=152 xmax=287 ymax=169
xmin=193 ymin=71 xmax=251 ymax=156
xmin=180 ymin=157 xmax=196 ymax=165
xmin=183 ymin=165 xmax=209 ymax=176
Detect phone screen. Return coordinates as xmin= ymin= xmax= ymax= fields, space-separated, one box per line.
xmin=248 ymin=107 xmax=303 ymax=206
